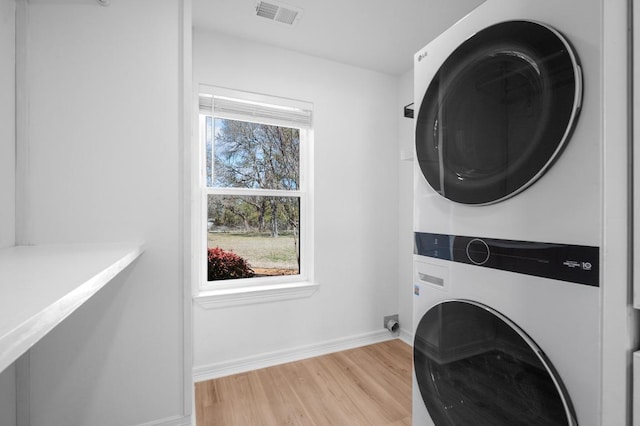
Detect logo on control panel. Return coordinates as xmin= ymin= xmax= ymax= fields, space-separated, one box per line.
xmin=563 ymin=260 xmax=592 ymax=271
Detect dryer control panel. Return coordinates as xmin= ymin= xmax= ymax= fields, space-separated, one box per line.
xmin=414 ymin=232 xmax=599 ymax=287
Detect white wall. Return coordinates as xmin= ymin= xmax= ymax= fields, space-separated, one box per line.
xmin=0 ymin=364 xmax=16 ymax=426
xmin=0 ymin=1 xmax=16 ymax=425
xmin=0 ymin=0 xmax=15 ymax=248
xmin=17 ymin=1 xmax=188 ymax=425
xmin=193 ymin=30 xmax=400 ymax=373
xmin=396 ymin=69 xmax=414 ymax=342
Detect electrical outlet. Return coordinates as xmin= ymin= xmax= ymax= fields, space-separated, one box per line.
xmin=383 ymin=314 xmax=399 ymax=331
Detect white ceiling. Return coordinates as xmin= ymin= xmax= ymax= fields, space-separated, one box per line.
xmin=192 ymin=0 xmax=485 ymax=76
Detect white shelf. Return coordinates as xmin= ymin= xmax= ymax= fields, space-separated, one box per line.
xmin=635 ymin=352 xmax=640 ymax=425
xmin=0 ymin=243 xmax=143 ymax=374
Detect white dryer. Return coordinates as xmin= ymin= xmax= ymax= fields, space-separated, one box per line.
xmin=412 ymin=0 xmax=602 ymax=425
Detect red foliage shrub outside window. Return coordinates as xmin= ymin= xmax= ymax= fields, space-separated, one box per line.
xmin=207 ymin=247 xmax=255 ymax=281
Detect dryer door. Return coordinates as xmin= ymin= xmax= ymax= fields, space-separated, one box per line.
xmin=415 ymin=21 xmax=582 ymax=205
xmin=414 ymin=300 xmax=576 ymax=426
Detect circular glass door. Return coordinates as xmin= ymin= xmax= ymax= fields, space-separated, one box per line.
xmin=415 ymin=21 xmax=582 ymax=205
xmin=414 ymin=300 xmax=576 ymax=425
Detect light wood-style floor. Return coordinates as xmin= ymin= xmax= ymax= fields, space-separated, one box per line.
xmin=195 ymin=339 xmax=412 ymax=425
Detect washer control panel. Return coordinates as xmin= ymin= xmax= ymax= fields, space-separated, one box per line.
xmin=414 ymin=232 xmax=599 ymax=287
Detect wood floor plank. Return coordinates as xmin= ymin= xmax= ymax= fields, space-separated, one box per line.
xmin=195 ymin=339 xmax=412 ymax=426
xmin=255 ymin=366 xmax=314 ymax=425
xmin=320 ymin=349 xmax=405 ymax=424
xmin=358 ymin=341 xmax=413 ymax=410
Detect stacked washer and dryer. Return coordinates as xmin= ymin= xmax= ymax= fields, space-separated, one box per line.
xmin=412 ymin=0 xmax=603 ymax=425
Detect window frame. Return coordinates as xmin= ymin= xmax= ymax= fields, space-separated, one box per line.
xmin=193 ymin=85 xmax=317 ymax=307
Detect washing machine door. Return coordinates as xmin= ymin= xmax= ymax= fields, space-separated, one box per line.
xmin=414 ymin=300 xmax=577 ymax=425
xmin=415 ymin=21 xmax=582 ymax=205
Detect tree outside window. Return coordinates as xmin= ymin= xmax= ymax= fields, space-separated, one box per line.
xmin=205 ymin=116 xmax=304 ymax=281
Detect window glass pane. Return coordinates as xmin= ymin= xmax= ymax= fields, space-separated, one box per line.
xmin=212 ymin=118 xmax=300 ymax=190
xmin=205 ymin=116 xmax=213 ymax=187
xmin=207 ymin=194 xmax=300 ymax=280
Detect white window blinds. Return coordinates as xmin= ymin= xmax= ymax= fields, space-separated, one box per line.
xmin=199 ymin=91 xmax=313 ymax=129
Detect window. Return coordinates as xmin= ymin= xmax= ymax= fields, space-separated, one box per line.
xmin=196 ymin=86 xmax=316 ymax=305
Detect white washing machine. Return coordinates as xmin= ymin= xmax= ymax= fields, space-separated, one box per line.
xmin=412 ymin=0 xmax=602 ymax=425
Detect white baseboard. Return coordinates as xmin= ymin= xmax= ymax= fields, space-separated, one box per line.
xmin=193 ymin=329 xmax=398 ymax=383
xmin=399 ymin=327 xmax=413 ymax=346
xmin=135 ymin=414 xmax=191 ymax=426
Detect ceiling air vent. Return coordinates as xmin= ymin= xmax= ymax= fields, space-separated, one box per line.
xmin=256 ymin=1 xmax=302 ymax=26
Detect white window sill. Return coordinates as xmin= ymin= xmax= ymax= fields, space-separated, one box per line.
xmin=194 ymin=281 xmax=319 ymax=309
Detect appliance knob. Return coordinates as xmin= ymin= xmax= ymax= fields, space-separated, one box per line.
xmin=466 ymin=238 xmax=490 ymax=265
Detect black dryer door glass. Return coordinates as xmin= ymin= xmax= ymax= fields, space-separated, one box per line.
xmin=413 ymin=300 xmax=576 ymax=426
xmin=415 ymin=21 xmax=582 ymax=205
